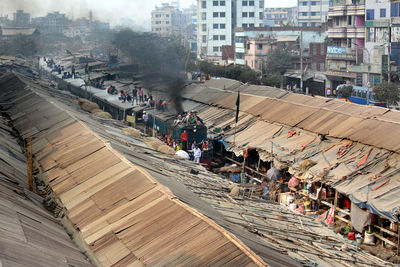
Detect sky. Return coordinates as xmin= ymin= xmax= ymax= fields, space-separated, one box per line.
xmin=0 ymin=0 xmax=297 ymax=29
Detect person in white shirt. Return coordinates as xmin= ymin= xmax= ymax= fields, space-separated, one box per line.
xmin=190 ymin=145 xmax=202 ymax=163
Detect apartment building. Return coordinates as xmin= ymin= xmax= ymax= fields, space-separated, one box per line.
xmin=297 ymin=0 xmax=329 ymax=26
xmin=264 ymin=7 xmax=298 ymax=26
xmin=325 ymin=0 xmax=365 ymax=93
xmin=197 ymin=0 xmax=264 ymax=59
xmin=151 ymin=3 xmax=183 ymax=37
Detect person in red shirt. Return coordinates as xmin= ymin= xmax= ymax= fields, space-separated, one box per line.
xmin=180 ymin=130 xmax=188 ymax=151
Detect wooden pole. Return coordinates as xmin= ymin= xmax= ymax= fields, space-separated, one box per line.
xmin=27 ymin=129 xmax=33 ymax=191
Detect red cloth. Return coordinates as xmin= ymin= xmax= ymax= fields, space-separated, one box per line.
xmin=180 ymin=132 xmax=188 ymax=142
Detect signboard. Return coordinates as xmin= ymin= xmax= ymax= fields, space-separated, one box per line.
xmin=356 ymin=73 xmax=363 ymax=86
xmin=325 ymin=70 xmax=356 ymax=79
xmin=126 ymin=115 xmax=135 ymax=123
xmin=327 ymin=46 xmax=347 ymax=54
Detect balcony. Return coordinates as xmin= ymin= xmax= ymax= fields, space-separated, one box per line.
xmin=328 ymin=4 xmax=365 ymax=17
xmin=328 ymin=27 xmax=365 ymax=39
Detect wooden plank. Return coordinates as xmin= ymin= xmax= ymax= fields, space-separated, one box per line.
xmin=93 ymin=239 xmax=131 ymax=266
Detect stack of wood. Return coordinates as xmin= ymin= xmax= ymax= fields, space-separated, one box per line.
xmin=121 ymin=127 xmax=141 ymax=138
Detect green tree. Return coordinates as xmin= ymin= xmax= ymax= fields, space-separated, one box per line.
xmin=338 ymin=85 xmax=353 ymax=98
xmin=261 ymin=74 xmax=285 ymax=88
xmin=374 ymin=82 xmax=400 ymax=105
xmin=264 ymin=47 xmax=293 ymax=75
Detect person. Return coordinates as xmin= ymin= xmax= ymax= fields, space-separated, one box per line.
xmin=174 ymin=114 xmax=182 ymax=126
xmin=132 ymin=87 xmax=138 ymax=105
xmin=190 ymin=145 xmax=202 ymax=163
xmin=194 ymin=111 xmax=203 ymax=124
xmin=71 ymin=65 xmax=75 ymax=79
xmin=127 ymin=94 xmax=132 ymax=103
xmin=139 ymin=88 xmax=144 ymax=103
xmin=142 ymin=111 xmax=148 ymax=134
xmin=191 ymin=140 xmax=197 ymax=151
xmin=180 ymin=130 xmax=188 ymax=150
xmin=161 ymin=100 xmax=167 ymax=112
xmin=175 ymin=143 xmax=182 ymax=152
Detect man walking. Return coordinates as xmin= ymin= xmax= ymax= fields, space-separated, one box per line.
xmin=190 ymin=145 xmax=202 ymax=163
xmin=142 ymin=111 xmax=148 ymax=135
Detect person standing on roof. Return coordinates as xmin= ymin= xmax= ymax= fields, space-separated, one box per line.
xmin=139 ymin=88 xmax=144 ymax=103
xmin=142 ymin=111 xmax=148 ymax=135
xmin=180 ymin=130 xmax=188 ymax=150
xmin=190 ymin=145 xmax=202 ymax=163
xmin=132 ymin=87 xmax=138 ymax=105
xmin=71 ymin=65 xmax=75 ymax=79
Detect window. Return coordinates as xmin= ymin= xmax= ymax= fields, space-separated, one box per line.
xmin=259 ymin=1 xmax=264 ymax=8
xmin=220 ymin=1 xmax=226 ymax=6
xmin=202 ymin=24 xmax=207 ymax=32
xmin=259 ymin=12 xmax=263 ymax=19
xmin=202 ymin=35 xmax=207 ymax=43
xmin=267 ymin=14 xmax=272 ymax=18
xmin=213 ymin=46 xmax=219 ymax=52
xmin=249 ymin=1 xmax=255 ymax=5
xmin=302 ymin=22 xmax=308 ymax=27
xmin=220 ymin=35 xmax=226 ymax=40
xmin=311 ymin=12 xmax=317 ymax=16
xmin=202 ymin=1 xmax=206 ymax=8
xmin=202 ymin=12 xmax=207 ymax=20
xmin=213 ymin=1 xmax=219 ymax=6
xmin=257 ymin=44 xmax=263 ymax=49
xmin=213 ymin=12 xmax=219 ymax=17
xmin=311 ymin=1 xmax=317 ymax=5
xmin=312 ymin=63 xmax=317 ymax=70
xmin=247 ymin=43 xmax=250 ymax=49
xmin=302 ymin=12 xmax=308 ymax=16
xmin=302 ymin=2 xmax=307 ymax=5
xmin=311 ymin=22 xmax=316 ymax=26
xmin=366 ymin=9 xmax=374 ymax=20
xmin=392 ymin=3 xmax=400 ymax=17
xmin=220 ymin=12 xmax=225 ymax=17
xmin=347 ymin=15 xmax=352 ymax=25
xmin=380 ymin=8 xmax=386 ymax=18
xmin=243 ymin=23 xmax=248 ymax=27
xmin=213 ymin=24 xmax=219 ymax=29
xmin=242 ymin=1 xmax=248 ymax=6
xmin=243 ymin=12 xmax=248 ymax=17
xmin=320 ymin=63 xmax=325 ymax=71
xmin=213 ymin=35 xmax=219 ymax=40
xmin=274 ymin=14 xmax=279 ymax=18
xmin=249 ymin=12 xmax=255 ymax=17
xmin=249 ymin=23 xmax=254 ymax=27
xmin=220 ymin=23 xmax=226 ymax=29
xmin=166 ymin=21 xmax=169 ymax=24
xmin=335 ymin=17 xmax=339 ymax=26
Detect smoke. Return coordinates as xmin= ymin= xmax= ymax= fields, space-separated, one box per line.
xmin=113 ymin=29 xmax=190 ymax=114
xmin=1 ymin=0 xmax=195 ymax=28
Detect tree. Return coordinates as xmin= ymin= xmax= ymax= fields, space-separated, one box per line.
xmin=1 ymin=34 xmax=38 ymax=57
xmin=338 ymin=85 xmax=353 ymax=99
xmin=264 ymin=47 xmax=293 ymax=75
xmin=261 ymin=74 xmax=285 ymax=88
xmin=374 ymin=82 xmax=399 ymax=105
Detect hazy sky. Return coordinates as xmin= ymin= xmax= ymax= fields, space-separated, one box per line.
xmin=0 ymin=0 xmax=297 ymax=28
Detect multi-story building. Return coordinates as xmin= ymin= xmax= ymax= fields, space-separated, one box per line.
xmin=13 ymin=10 xmax=30 ymax=26
xmin=264 ymin=7 xmax=298 ymax=26
xmin=151 ymin=3 xmax=183 ymax=37
xmin=197 ymin=0 xmax=264 ymax=60
xmin=297 ymin=0 xmax=329 ymax=27
xmin=182 ymin=5 xmax=198 ymax=53
xmin=32 ymin=12 xmax=68 ymax=34
xmin=325 ymin=0 xmax=365 ymax=94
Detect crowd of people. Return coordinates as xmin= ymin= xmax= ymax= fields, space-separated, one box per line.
xmin=173 ymin=110 xmax=203 ymax=126
xmin=157 ymin=130 xmax=212 ymax=163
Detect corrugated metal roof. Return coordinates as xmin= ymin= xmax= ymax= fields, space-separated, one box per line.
xmin=1 ymin=27 xmax=38 ymax=36
xmin=0 ymin=73 xmax=265 ymax=267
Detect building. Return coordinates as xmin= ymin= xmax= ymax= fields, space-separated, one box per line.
xmin=32 ymin=12 xmax=69 ymax=34
xmin=244 ymin=38 xmax=276 ymax=72
xmin=182 ymin=5 xmax=198 ymax=53
xmin=151 ymin=3 xmax=183 ymax=37
xmin=297 ymin=0 xmax=329 ymax=27
xmin=325 ymin=0 xmax=365 ymax=94
xmin=13 ymin=10 xmax=30 ymax=26
xmin=0 ymin=27 xmax=40 ymax=42
xmin=197 ymin=0 xmax=264 ymax=60
xmin=264 ymin=7 xmax=298 ymax=26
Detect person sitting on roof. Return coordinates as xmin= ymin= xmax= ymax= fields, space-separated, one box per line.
xmin=187 ymin=112 xmax=198 ymax=125
xmin=120 ymin=90 xmax=127 ymax=103
xmin=194 ymin=111 xmax=203 ymax=125
xmin=107 ymin=86 xmax=113 ymax=94
xmin=112 ymin=86 xmax=118 ymax=95
xmin=174 ymin=114 xmax=182 ymax=126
